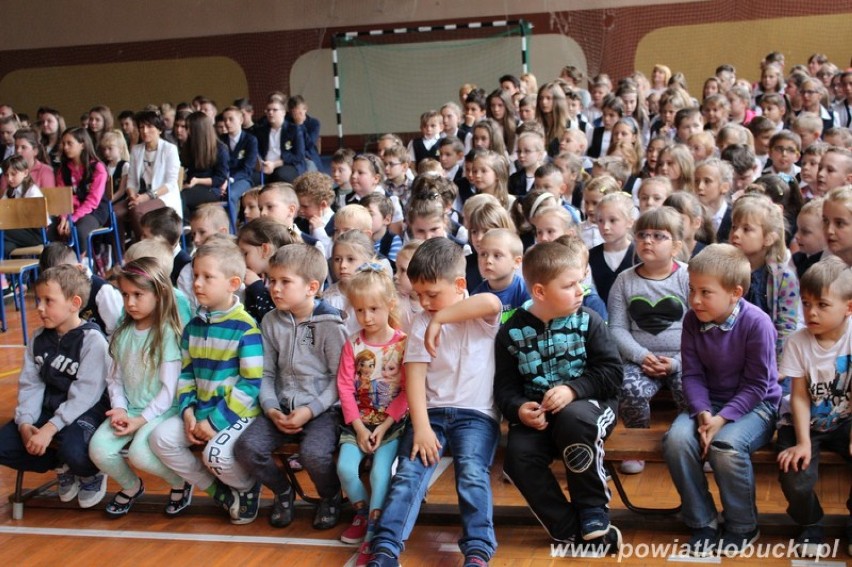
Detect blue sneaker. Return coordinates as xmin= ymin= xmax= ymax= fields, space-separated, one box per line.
xmin=579 ymin=507 xmax=610 ymax=540
xmin=232 ymin=482 xmax=261 ymax=525
xmin=366 ymin=548 xmax=399 ymax=567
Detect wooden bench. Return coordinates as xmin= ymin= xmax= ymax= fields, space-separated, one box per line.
xmin=604 ymin=427 xmax=848 ymax=516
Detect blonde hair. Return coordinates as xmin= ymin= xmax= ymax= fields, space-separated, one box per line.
xmin=99 ymin=130 xmax=130 ymax=161
xmin=345 ymin=265 xmax=401 ymax=330
xmin=689 ymin=243 xmax=750 ymax=291
xmin=191 ymin=202 xmax=231 ymax=230
xmin=597 ymin=191 xmax=635 ymax=229
xmin=334 ymin=204 xmax=373 ymax=233
xmin=194 ymin=238 xmax=246 ymax=279
xmin=124 ymin=237 xmax=175 ymax=270
xmin=798 ymin=196 xmax=823 ymax=219
xmin=824 ymin=184 xmax=852 ymax=214
xmin=481 ymin=227 xmax=523 ymax=257
xmin=731 ymin=193 xmax=786 ymax=263
xmin=584 ymin=174 xmax=621 ymax=197
xmin=463 ymin=193 xmax=515 ymax=232
xmin=532 ymin=205 xmax=575 ymax=231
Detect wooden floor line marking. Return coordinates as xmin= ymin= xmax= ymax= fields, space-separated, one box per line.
xmin=0 ymin=525 xmax=351 ymax=548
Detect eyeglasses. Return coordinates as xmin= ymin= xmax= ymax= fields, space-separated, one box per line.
xmin=771 ymin=146 xmax=799 ymax=155
xmin=635 ymin=230 xmax=672 ymax=242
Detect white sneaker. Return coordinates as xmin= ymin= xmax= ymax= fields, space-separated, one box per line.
xmin=619 ymin=460 xmax=645 ymax=474
xmin=56 ymin=464 xmax=79 ymax=502
xmin=78 ymin=473 xmax=108 ymax=508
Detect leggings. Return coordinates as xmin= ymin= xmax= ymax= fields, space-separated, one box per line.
xmin=337 ymin=438 xmax=399 ymax=511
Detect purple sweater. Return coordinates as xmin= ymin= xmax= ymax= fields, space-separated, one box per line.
xmin=681 ymin=299 xmax=781 ymax=422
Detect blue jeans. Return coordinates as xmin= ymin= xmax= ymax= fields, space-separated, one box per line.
xmin=371 ymin=408 xmax=500 ymax=560
xmin=662 ymin=400 xmax=777 ymax=533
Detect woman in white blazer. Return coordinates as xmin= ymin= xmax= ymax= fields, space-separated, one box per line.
xmin=115 ymin=109 xmax=182 ymax=242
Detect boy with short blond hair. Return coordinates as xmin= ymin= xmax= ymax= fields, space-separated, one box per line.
xmin=333 ymin=203 xmax=373 ymax=240
xmin=260 ymin=181 xmax=325 ymax=254
xmin=235 ymin=243 xmax=347 ymax=531
xmin=190 ymin=203 xmax=231 ymax=249
xmin=369 ymin=237 xmax=503 ymax=567
xmin=776 ymin=256 xmax=852 ymax=558
xmin=791 ymin=113 xmax=823 ymax=152
xmin=663 ymin=244 xmax=781 ymax=557
xmin=0 ymin=265 xmax=111 ymax=509
xmin=472 ymin=228 xmax=528 ymax=323
xmin=150 ymin=239 xmax=264 ymax=524
xmin=495 ymin=236 xmax=623 ymax=552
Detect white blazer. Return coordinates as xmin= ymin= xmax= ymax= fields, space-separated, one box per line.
xmin=128 ymin=138 xmax=182 ymax=218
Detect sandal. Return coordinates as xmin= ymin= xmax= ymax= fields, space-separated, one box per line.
xmin=164 ymin=482 xmax=193 ymax=517
xmin=105 ymin=479 xmax=145 ymax=517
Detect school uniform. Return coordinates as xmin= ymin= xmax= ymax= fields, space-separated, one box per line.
xmin=254 ymin=121 xmax=307 ymax=183
xmin=508 ymin=169 xmax=534 ymax=197
xmin=408 ymin=137 xmax=440 ymax=165
xmin=286 ymin=114 xmax=322 ymax=171
xmin=586 ymin=126 xmax=611 ymax=159
xmin=221 ymin=130 xmax=259 ymax=218
xmin=588 ymin=242 xmax=635 ymax=305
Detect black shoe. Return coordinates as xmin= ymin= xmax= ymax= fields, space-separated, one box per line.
xmin=269 ymin=487 xmax=295 ymax=528
xmin=164 ymin=482 xmax=193 ymax=516
xmin=105 ymin=479 xmax=145 ymax=517
xmin=366 ymin=548 xmax=399 ymax=567
xmin=687 ymin=526 xmax=718 ymax=557
xmin=313 ymin=493 xmax=342 ymax=530
xmin=718 ymin=527 xmax=759 ymax=557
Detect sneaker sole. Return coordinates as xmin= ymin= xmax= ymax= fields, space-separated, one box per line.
xmin=341 ymin=534 xmax=366 ymax=544
xmin=718 ymin=530 xmax=760 ymax=558
xmin=78 ymin=476 xmax=108 ymax=509
xmin=58 ymin=486 xmax=79 ymax=502
xmin=230 ymin=512 xmax=259 ymax=525
xmin=582 ymin=525 xmax=610 ymax=541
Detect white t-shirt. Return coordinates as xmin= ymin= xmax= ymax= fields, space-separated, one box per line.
xmin=778 ymin=319 xmax=852 ymax=432
xmin=404 ymin=309 xmax=500 ymax=420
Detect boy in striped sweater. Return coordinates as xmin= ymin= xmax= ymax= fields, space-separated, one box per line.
xmin=150 ymin=239 xmax=264 ymax=524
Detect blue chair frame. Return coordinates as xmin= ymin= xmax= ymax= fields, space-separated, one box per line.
xmin=85 ymin=182 xmax=123 ymax=272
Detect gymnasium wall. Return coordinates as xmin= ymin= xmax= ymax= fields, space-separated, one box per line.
xmin=0 ymin=0 xmax=849 ymax=146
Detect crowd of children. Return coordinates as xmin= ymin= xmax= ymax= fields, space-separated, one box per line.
xmin=0 ymin=50 xmax=851 ymax=566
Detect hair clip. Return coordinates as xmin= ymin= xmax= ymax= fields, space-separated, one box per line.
xmin=123 ymin=265 xmax=151 ymax=280
xmin=357 ymin=262 xmax=385 ymax=274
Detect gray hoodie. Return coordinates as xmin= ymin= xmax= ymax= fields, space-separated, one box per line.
xmin=259 ymin=299 xmax=346 ymax=418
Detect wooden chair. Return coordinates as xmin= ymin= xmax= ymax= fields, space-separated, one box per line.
xmin=85 ymin=180 xmax=123 ymax=272
xmin=10 ymin=187 xmax=80 ymax=261
xmin=0 ymin=197 xmax=49 ymax=345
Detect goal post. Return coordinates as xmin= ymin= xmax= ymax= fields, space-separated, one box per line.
xmin=331 ymin=19 xmax=531 ymax=148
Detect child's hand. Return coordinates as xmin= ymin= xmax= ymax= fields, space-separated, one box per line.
xmin=697 ymin=414 xmax=726 ymax=459
xmin=106 ymin=408 xmax=129 ymax=430
xmin=192 ymin=420 xmax=216 ymax=442
xmin=777 ymin=444 xmax=811 ymax=472
xmin=286 ymin=407 xmax=312 ymax=431
xmin=183 ymin=410 xmax=202 ymax=445
xmin=410 ymin=428 xmax=442 ymax=466
xmin=267 ymin=408 xmax=291 ymax=433
xmin=18 ymin=424 xmax=37 ymax=447
xmin=308 ymin=215 xmax=325 ymax=232
xmin=369 ymin=419 xmax=393 ymax=451
xmin=262 ymin=161 xmax=275 ymax=175
xmin=424 ymin=318 xmax=443 ymax=358
xmin=518 ymin=401 xmax=546 ymax=430
xmin=26 ymin=423 xmax=57 ymax=456
xmin=115 ymin=415 xmax=147 ymax=437
xmin=354 ymin=422 xmax=373 ymax=454
xmin=540 ymin=384 xmax=575 ymax=413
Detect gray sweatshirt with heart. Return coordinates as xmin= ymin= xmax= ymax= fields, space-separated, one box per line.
xmin=607 ymin=261 xmax=690 ymax=373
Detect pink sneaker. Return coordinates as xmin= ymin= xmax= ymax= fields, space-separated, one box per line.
xmin=354 ymin=541 xmax=372 ymax=566
xmin=340 ymin=513 xmax=368 ymax=544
